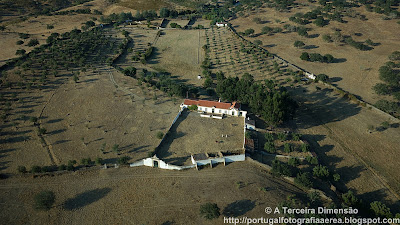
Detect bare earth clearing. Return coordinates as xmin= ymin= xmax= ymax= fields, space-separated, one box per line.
xmin=158 ymin=111 xmax=244 ymax=165
xmin=0 ymin=161 xmax=304 ymax=225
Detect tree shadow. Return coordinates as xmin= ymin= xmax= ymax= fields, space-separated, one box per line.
xmin=307 ymin=33 xmax=320 ymax=38
xmin=63 ymin=188 xmax=112 ymax=210
xmin=303 ymin=45 xmax=319 ymax=49
xmin=333 ymin=58 xmax=347 ymax=63
xmin=289 ymin=85 xmax=361 ymax=129
xmin=48 ymin=128 xmax=66 ymax=135
xmin=223 ymin=199 xmax=255 ymax=217
xmin=329 ymin=77 xmax=342 ymax=83
xmin=47 ymin=118 xmax=63 ymax=124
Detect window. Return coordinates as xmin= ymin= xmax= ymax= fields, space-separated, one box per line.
xmin=219 ymin=110 xmax=221 ymax=113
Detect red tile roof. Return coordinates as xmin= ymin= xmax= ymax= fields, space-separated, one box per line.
xmin=183 ymin=99 xmax=240 ymax=110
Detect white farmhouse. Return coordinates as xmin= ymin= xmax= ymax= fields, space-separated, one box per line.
xmin=180 ymin=99 xmax=247 ymax=117
xmin=216 ymin=22 xmax=228 ymax=27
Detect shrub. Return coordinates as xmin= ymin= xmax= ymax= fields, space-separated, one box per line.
xmin=27 ymin=39 xmax=39 ymax=47
xmin=322 ymin=34 xmax=332 ymax=42
xmin=31 ymin=165 xmax=42 ymax=173
xmin=316 ymin=74 xmax=329 ymax=82
xmin=117 ymin=156 xmax=130 ymax=165
xmin=18 ymin=166 xmax=27 ymax=173
xmin=187 ymin=105 xmax=198 ymax=111
xmin=277 ymin=133 xmax=287 ymax=141
xmin=200 ymin=203 xmax=220 ymax=220
xmin=34 ymin=191 xmax=55 ymax=211
xmin=294 ymin=40 xmax=305 ymax=48
xmin=58 ymin=164 xmax=67 ymax=171
xmin=112 ymin=144 xmax=120 ymax=154
xmin=95 ymin=158 xmax=104 ymax=165
xmin=333 ymin=173 xmax=340 ymax=182
xmin=156 ymin=131 xmax=164 ymax=139
xmin=244 ymin=28 xmax=255 ymax=36
xmin=80 ymin=158 xmax=92 ymax=166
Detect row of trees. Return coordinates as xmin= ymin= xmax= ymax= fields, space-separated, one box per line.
xmin=216 ymin=73 xmax=297 ymax=125
xmin=373 ymin=51 xmax=400 ymax=116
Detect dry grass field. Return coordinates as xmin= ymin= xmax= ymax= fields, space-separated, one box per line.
xmin=151 ymin=29 xmax=206 ymax=86
xmin=158 ymin=111 xmax=244 ymax=165
xmin=0 ymin=57 xmax=179 ymax=175
xmin=0 ymin=161 xmax=305 ymax=225
xmin=230 ymin=3 xmax=400 ymax=104
xmin=288 ymin=81 xmax=400 ymax=208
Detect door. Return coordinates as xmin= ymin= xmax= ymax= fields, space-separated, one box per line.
xmin=153 ymin=161 xmax=159 ymax=168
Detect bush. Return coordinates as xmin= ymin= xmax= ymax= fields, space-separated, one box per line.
xmin=18 ymin=166 xmax=27 ymax=173
xmin=117 ymin=156 xmax=130 ymax=165
xmin=322 ymin=34 xmax=332 ymax=42
xmin=95 ymin=157 xmax=104 ymax=165
xmin=58 ymin=164 xmax=67 ymax=171
xmin=187 ymin=104 xmax=198 ymax=111
xmin=244 ymin=28 xmax=255 ymax=36
xmin=200 ymin=203 xmax=220 ymax=220
xmin=31 ymin=165 xmax=42 ymax=173
xmin=34 ymin=191 xmax=55 ymax=211
xmin=294 ymin=40 xmax=305 ymax=48
xmin=81 ymin=158 xmax=92 ymax=166
xmin=27 ymin=39 xmax=39 ymax=47
xmin=156 ymin=131 xmax=164 ymax=139
xmin=316 ymin=74 xmax=329 ymax=82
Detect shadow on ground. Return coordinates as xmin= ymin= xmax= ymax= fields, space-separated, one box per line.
xmin=63 ymin=188 xmax=111 ymax=210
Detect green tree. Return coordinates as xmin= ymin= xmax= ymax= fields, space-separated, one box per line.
xmin=254 ymin=40 xmax=263 ymax=46
xmin=284 ymin=143 xmax=292 ymax=153
xmin=16 ymin=49 xmax=26 ymax=56
xmin=294 ymin=172 xmax=313 ymax=188
xmin=288 ymin=157 xmax=300 ymax=167
xmin=73 ymin=73 xmax=79 ymax=83
xmin=300 ymin=52 xmax=310 ymax=61
xmin=244 ymin=28 xmax=255 ymax=36
xmin=159 ymin=8 xmax=170 ymax=18
xmin=342 ymin=190 xmax=359 ymax=207
xmin=34 ymin=191 xmax=55 ymax=211
xmin=27 ymin=39 xmax=39 ymax=47
xmin=264 ymin=142 xmax=276 ymax=153
xmin=261 ymin=26 xmax=273 ymax=35
xmin=373 ymin=83 xmax=390 ymax=95
xmin=294 ymin=40 xmax=305 ymax=48
xmin=370 ymin=201 xmax=392 ymax=218
xmin=200 ymin=203 xmax=220 ymax=220
xmin=313 ymin=165 xmax=329 ymax=178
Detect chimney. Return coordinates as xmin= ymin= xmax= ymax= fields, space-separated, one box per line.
xmin=218 ymin=98 xmax=221 ymax=102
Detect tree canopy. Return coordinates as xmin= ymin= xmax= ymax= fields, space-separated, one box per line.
xmin=216 ymin=73 xmax=297 ymax=125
